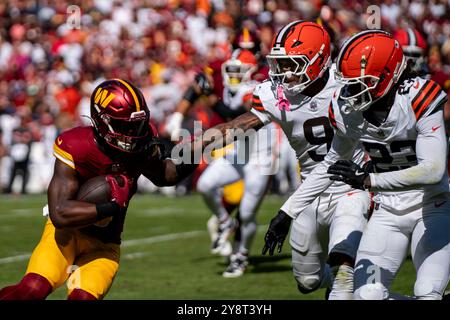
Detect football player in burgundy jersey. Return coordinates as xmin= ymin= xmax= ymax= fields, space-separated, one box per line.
xmin=0 ymin=79 xmax=198 ymax=300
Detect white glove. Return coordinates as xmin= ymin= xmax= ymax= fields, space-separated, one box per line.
xmin=165 ymin=112 xmax=184 ymax=140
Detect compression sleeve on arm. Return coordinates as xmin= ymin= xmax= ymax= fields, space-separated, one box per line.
xmin=281 ymin=131 xmax=359 ymax=219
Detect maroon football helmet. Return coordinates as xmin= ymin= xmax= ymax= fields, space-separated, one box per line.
xmin=90 ymin=79 xmax=152 ymax=153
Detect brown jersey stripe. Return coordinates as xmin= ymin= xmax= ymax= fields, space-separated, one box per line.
xmin=412 ymin=80 xmax=435 ymax=111
xmin=328 ymin=103 xmax=337 ymax=128
xmin=252 ymin=105 xmax=265 ymax=111
xmin=252 ymin=95 xmax=261 ymax=103
xmin=415 ymin=85 xmax=442 ymax=120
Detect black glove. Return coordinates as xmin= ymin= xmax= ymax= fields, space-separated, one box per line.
xmin=262 ymin=210 xmax=292 ymax=256
xmin=327 ymin=160 xmax=372 ymax=190
xmin=194 ymin=72 xmax=213 ymax=95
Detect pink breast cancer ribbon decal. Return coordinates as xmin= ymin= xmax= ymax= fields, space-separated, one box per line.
xmin=276 ymin=85 xmax=291 ymax=111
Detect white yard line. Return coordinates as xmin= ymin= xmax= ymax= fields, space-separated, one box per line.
xmin=133 ymin=207 xmax=209 ymax=217
xmin=0 ymin=225 xmax=269 ymax=264
xmin=0 ymin=254 xmax=32 ymax=265
xmin=0 ymin=230 xmax=205 ymax=265
xmin=122 ymin=251 xmax=152 ymax=260
xmin=0 ymin=210 xmax=39 ymax=219
xmin=122 ymin=230 xmax=204 ymax=247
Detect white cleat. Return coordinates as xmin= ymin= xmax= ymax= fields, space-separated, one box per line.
xmin=223 ymin=253 xmax=249 ymax=278
xmin=327 ymin=265 xmax=354 ymax=300
xmin=211 ymin=217 xmax=237 ymax=255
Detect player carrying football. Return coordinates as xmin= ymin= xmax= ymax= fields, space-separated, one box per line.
xmin=0 ymin=79 xmax=198 ymax=300
xmin=264 ymin=30 xmax=450 ymax=299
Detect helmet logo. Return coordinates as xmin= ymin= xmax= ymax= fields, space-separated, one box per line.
xmin=292 ymin=39 xmax=303 ymax=48
xmin=360 ymin=55 xmax=367 ymax=76
xmin=94 ymin=88 xmax=116 ymax=108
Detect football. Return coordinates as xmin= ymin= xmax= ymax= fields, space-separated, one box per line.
xmin=76 ymin=175 xmax=125 ymax=203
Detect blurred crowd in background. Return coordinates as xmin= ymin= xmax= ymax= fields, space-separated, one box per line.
xmin=0 ymin=0 xmax=449 ymax=194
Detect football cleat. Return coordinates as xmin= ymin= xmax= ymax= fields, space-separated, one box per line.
xmin=223 ymin=253 xmax=249 ymax=278
xmin=211 ymin=217 xmax=238 ymax=255
xmin=327 ymin=265 xmax=354 ymax=300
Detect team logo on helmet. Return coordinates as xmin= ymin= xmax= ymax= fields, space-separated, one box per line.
xmin=90 ymin=79 xmax=152 ymax=153
xmin=266 ymin=20 xmax=331 ymax=95
xmin=335 ymin=30 xmax=406 ymax=113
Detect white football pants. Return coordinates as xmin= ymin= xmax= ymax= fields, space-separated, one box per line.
xmin=353 ymin=198 xmax=450 ymax=300
xmin=289 ymin=190 xmax=370 ymax=298
xmin=197 ymin=156 xmax=270 ymax=254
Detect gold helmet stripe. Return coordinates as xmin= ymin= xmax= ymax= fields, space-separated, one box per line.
xmin=115 ymin=78 xmax=141 ymax=111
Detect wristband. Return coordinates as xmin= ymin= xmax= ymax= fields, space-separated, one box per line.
xmin=183 ymin=87 xmax=199 ymax=104
xmin=96 ymin=201 xmax=121 ymax=220
xmin=175 ymin=162 xmax=199 ymax=179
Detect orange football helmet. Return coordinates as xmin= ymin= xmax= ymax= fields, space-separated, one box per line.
xmin=221 ymin=49 xmax=258 ymax=93
xmin=266 ymin=20 xmax=331 ymax=94
xmin=393 ymin=28 xmax=428 ymax=73
xmin=335 ymin=30 xmax=406 ymax=113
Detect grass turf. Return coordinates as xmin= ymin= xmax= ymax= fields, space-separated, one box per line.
xmin=0 ymin=193 xmax=429 ymax=299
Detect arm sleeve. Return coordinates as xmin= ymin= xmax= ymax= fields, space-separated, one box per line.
xmin=369 ymin=109 xmax=447 ymax=191
xmin=182 ymin=86 xmax=200 ymax=104
xmin=281 ymin=131 xmax=359 ymax=219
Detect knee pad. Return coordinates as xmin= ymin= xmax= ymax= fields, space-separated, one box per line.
xmin=68 ymin=289 xmax=97 ymax=300
xmin=196 ymin=175 xmax=212 ymax=194
xmin=238 ymin=210 xmax=256 ymax=224
xmin=414 ymin=280 xmax=442 ymax=300
xmin=354 ymin=283 xmax=388 ymax=300
xmin=295 ymin=274 xmax=322 ymax=294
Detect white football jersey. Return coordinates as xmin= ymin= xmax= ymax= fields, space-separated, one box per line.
xmin=329 ymin=76 xmax=449 ymax=212
xmin=283 ymin=76 xmax=449 ymax=219
xmin=250 ymin=64 xmax=365 ymax=193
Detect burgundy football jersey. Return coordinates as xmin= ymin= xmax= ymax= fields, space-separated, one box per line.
xmin=53 ymin=126 xmax=156 ymax=243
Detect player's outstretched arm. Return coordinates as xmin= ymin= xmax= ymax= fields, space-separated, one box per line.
xmin=143 ymin=156 xmax=198 ymax=187
xmin=151 ymin=112 xmax=265 ymax=186
xmin=262 ymin=132 xmax=360 ymax=255
xmin=48 ymin=160 xmax=122 ymax=229
xmin=194 ymin=111 xmax=264 ymax=153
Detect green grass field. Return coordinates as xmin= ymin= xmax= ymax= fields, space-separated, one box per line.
xmin=0 ymin=193 xmax=428 ymax=299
